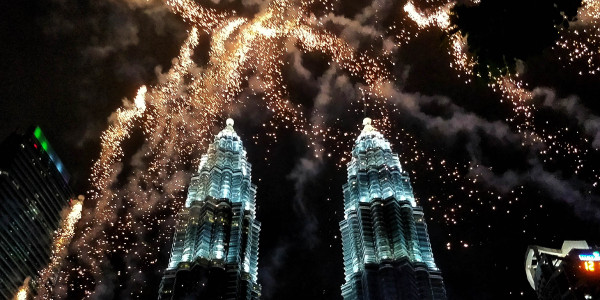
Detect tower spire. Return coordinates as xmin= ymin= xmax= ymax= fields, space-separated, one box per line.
xmin=226 ymin=117 xmax=234 ymax=128
xmin=361 ymin=117 xmax=374 ymax=133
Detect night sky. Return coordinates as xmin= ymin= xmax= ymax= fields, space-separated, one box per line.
xmin=1 ymin=0 xmax=600 ymax=299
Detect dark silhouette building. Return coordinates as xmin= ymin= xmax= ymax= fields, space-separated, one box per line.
xmin=0 ymin=127 xmax=72 ymax=300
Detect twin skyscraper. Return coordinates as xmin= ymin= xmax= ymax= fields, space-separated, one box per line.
xmin=158 ymin=118 xmax=446 ymax=300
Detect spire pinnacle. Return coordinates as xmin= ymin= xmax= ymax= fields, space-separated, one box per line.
xmin=217 ymin=118 xmax=238 ymax=138
xmin=362 ymin=117 xmax=374 ymax=133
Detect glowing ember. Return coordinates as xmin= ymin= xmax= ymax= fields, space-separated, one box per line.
xmin=13 ymin=277 xmax=30 ymax=300
xmin=44 ymin=0 xmax=600 ymax=298
xmin=36 ymin=199 xmax=84 ymax=299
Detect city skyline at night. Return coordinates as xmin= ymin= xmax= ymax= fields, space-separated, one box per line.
xmin=2 ymin=0 xmax=600 ymax=298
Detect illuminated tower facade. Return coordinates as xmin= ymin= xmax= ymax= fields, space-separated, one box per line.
xmin=0 ymin=127 xmax=72 ymax=300
xmin=339 ymin=118 xmax=446 ymax=300
xmin=159 ymin=119 xmax=261 ymax=300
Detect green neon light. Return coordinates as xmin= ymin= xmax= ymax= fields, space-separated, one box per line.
xmin=34 ymin=127 xmax=48 ymax=152
xmin=31 ymin=126 xmax=70 ymax=181
xmin=34 ymin=127 xmax=42 ymax=139
xmin=33 ymin=126 xmax=49 ymax=152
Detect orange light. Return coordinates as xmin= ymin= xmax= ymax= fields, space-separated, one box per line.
xmin=584 ymin=261 xmax=595 ymax=272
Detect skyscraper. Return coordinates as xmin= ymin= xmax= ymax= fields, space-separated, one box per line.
xmin=525 ymin=240 xmax=600 ymax=299
xmin=0 ymin=127 xmax=73 ymax=300
xmin=339 ymin=118 xmax=446 ymax=300
xmin=159 ymin=119 xmax=261 ymax=300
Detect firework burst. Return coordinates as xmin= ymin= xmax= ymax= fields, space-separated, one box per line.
xmin=51 ymin=0 xmax=397 ymax=297
xmin=555 ymin=0 xmax=600 ymax=76
xmin=46 ymin=0 xmax=600 ymax=297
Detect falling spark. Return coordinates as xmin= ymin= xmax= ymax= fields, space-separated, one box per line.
xmin=401 ymin=0 xmax=600 ymax=238
xmin=35 ymin=199 xmax=84 ymax=299
xmin=53 ymin=0 xmax=395 ymax=297
xmin=48 ymin=0 xmax=600 ymax=297
xmin=555 ymin=0 xmax=600 ymax=75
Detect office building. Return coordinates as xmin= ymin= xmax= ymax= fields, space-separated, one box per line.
xmin=0 ymin=127 xmax=72 ymax=300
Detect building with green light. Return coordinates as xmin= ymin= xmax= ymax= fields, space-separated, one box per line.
xmin=339 ymin=118 xmax=446 ymax=300
xmin=159 ymin=119 xmax=261 ymax=300
xmin=0 ymin=127 xmax=72 ymax=300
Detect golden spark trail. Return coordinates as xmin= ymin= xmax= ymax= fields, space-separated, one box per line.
xmin=403 ymin=1 xmax=452 ymax=29
xmin=166 ymin=0 xmax=229 ymax=33
xmin=13 ymin=277 xmax=30 ymax=300
xmin=57 ymin=0 xmax=600 ymax=297
xmin=401 ymin=1 xmax=475 ymax=82
xmin=53 ymin=27 xmax=203 ymax=298
xmin=448 ymin=33 xmax=475 ymax=80
xmin=90 ymin=85 xmax=147 ymax=204
xmin=36 ymin=200 xmax=84 ymax=300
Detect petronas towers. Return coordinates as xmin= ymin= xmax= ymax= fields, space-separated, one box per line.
xmin=159 ymin=119 xmax=261 ymax=299
xmin=159 ymin=118 xmax=445 ymax=299
xmin=340 ymin=118 xmax=446 ymax=300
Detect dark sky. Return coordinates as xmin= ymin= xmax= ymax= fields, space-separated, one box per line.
xmin=1 ymin=0 xmax=600 ymax=299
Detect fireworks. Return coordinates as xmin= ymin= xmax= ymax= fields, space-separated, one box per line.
xmin=90 ymin=85 xmax=147 ymax=203
xmin=403 ymin=1 xmax=452 ymax=29
xmin=13 ymin=277 xmax=30 ymax=300
xmin=555 ymin=0 xmax=600 ymax=75
xmin=399 ymin=0 xmax=600 ymax=236
xmin=51 ymin=0 xmax=396 ymax=297
xmin=401 ymin=1 xmax=476 ymax=81
xmin=35 ymin=199 xmax=84 ymax=299
xmin=44 ymin=0 xmax=600 ymax=297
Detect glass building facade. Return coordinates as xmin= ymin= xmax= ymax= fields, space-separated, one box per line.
xmin=159 ymin=119 xmax=261 ymax=300
xmin=339 ymin=118 xmax=446 ymax=300
xmin=0 ymin=127 xmax=72 ymax=300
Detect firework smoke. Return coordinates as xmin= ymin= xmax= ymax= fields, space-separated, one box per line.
xmin=45 ymin=0 xmax=600 ymax=298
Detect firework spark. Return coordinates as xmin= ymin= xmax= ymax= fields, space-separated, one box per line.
xmin=51 ymin=0 xmax=396 ymax=297
xmin=400 ymin=0 xmax=600 ymax=234
xmin=47 ymin=0 xmax=600 ymax=297
xmin=36 ymin=199 xmax=84 ymax=300
xmin=555 ymin=0 xmax=600 ymax=75
xmin=12 ymin=277 xmax=30 ymax=300
xmin=403 ymin=1 xmax=452 ymax=29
